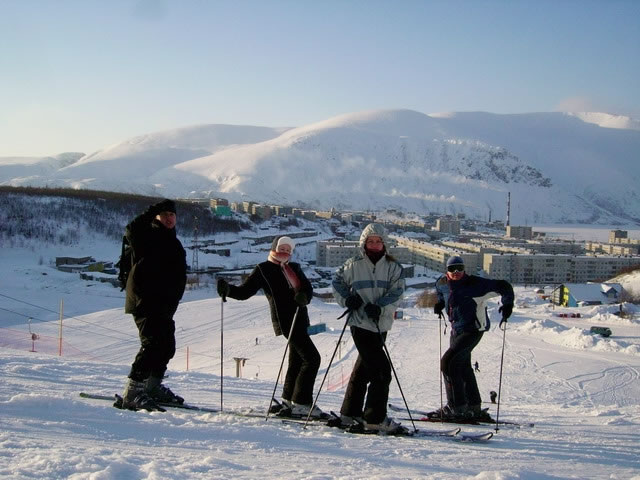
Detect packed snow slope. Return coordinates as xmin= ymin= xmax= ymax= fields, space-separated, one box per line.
xmin=1 ymin=241 xmax=640 ymax=479
xmin=2 ymin=109 xmax=639 ymax=225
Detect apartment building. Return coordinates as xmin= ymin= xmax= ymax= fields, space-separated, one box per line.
xmin=272 ymin=205 xmax=293 ymax=216
xmin=316 ymin=240 xmax=359 ymax=267
xmin=316 ymin=239 xmax=411 ymax=268
xmin=585 ymin=242 xmax=639 ymax=255
xmin=209 ymin=198 xmax=229 ymax=207
xmin=468 ymin=237 xmax=583 ymax=255
xmin=435 ymin=218 xmax=460 ymax=235
xmin=484 ymin=253 xmax=640 ymax=284
xmin=391 ymin=236 xmax=481 ymax=273
xmin=391 ymin=235 xmax=639 ymax=284
xmin=242 ymin=201 xmax=256 ymax=214
xmin=506 ymin=225 xmax=533 ymax=239
xmin=251 ymin=204 xmax=272 ymax=220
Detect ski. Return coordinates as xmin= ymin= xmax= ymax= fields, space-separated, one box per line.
xmin=80 ymin=393 xmax=491 ymax=441
xmin=79 ymin=392 xmax=328 ymax=422
xmin=388 ymin=403 xmax=534 ymax=428
xmin=409 ymin=427 xmax=462 ymax=438
xmin=341 ymin=423 xmax=491 ymax=442
xmin=268 ymin=398 xmax=332 ymax=421
xmin=321 ymin=412 xmax=491 ymax=442
xmin=457 ymin=431 xmax=494 ymax=442
xmin=343 ymin=423 xmax=462 ymax=438
xmin=411 ymin=416 xmax=532 ymax=428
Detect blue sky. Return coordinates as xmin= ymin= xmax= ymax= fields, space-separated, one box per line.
xmin=1 ymin=0 xmax=639 ymax=156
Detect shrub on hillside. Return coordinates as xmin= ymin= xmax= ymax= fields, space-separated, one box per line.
xmin=416 ymin=289 xmax=438 ymax=308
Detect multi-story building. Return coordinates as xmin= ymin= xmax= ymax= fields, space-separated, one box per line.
xmin=484 ymin=253 xmax=640 ymax=284
xmin=272 ymin=205 xmax=293 ymax=216
xmin=435 ymin=218 xmax=460 ymax=235
xmin=609 ymin=229 xmax=628 ymax=244
xmin=302 ymin=211 xmax=317 ymax=221
xmin=468 ymin=237 xmax=583 ymax=255
xmin=242 ymin=201 xmax=256 ymax=214
xmin=316 ymin=240 xmax=359 ymax=267
xmin=210 ymin=198 xmax=229 ymax=208
xmin=391 ymin=236 xmax=480 ymax=274
xmin=585 ymin=242 xmax=639 ymax=255
xmin=608 ymin=230 xmax=640 ymax=246
xmin=315 ymin=211 xmax=333 ymax=220
xmin=506 ymin=225 xmax=533 ymax=240
xmin=316 ymin=239 xmax=411 ymax=268
xmin=251 ymin=204 xmax=271 ymax=220
xmin=524 ymin=240 xmax=584 ymax=255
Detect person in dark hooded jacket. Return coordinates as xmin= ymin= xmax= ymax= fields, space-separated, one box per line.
xmin=217 ymin=236 xmax=324 ymax=418
xmin=431 ymin=255 xmax=514 ymax=420
xmin=119 ymin=199 xmax=187 ymax=411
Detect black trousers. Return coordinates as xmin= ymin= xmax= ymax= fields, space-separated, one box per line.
xmin=340 ymin=326 xmax=391 ymax=424
xmin=441 ymin=330 xmax=483 ymax=408
xmin=282 ymin=326 xmax=321 ymax=405
xmin=129 ymin=314 xmax=176 ymax=382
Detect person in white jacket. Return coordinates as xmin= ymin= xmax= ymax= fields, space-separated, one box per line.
xmin=332 ymin=223 xmax=405 ymax=432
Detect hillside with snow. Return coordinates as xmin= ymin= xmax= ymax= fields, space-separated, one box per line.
xmin=1 ymin=109 xmax=639 ymax=225
xmin=1 ymin=235 xmax=639 ymax=479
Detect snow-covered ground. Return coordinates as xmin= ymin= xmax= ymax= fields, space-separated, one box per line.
xmin=1 ymin=241 xmax=640 ymax=480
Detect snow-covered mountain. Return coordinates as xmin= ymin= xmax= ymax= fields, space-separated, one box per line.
xmin=2 ymin=109 xmax=639 ymax=225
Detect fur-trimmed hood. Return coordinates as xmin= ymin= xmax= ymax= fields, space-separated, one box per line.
xmin=358 ymin=223 xmax=389 ymax=250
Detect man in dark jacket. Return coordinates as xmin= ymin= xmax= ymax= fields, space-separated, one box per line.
xmin=431 ymin=256 xmax=514 ymax=420
xmin=119 ymin=199 xmax=187 ymax=411
xmin=217 ymin=236 xmax=324 ymax=418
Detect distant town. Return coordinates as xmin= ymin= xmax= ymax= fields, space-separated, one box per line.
xmin=55 ymin=194 xmax=640 ymax=308
xmin=190 ymin=196 xmax=640 ymax=287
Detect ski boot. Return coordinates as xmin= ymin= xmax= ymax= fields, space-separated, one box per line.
xmin=145 ymin=376 xmax=184 ymax=405
xmin=117 ymin=378 xmax=163 ymax=411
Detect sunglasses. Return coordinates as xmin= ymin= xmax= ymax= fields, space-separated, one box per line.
xmin=447 ymin=265 xmax=464 ymax=273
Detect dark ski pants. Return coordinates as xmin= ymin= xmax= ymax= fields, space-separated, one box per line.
xmin=441 ymin=330 xmax=483 ymax=408
xmin=129 ymin=314 xmax=176 ymax=382
xmin=340 ymin=326 xmax=391 ymax=424
xmin=282 ymin=327 xmax=321 ymax=405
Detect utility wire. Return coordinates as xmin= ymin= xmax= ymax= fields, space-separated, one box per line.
xmin=0 ymin=306 xmax=137 ymax=344
xmin=0 ymin=292 xmax=136 ymax=342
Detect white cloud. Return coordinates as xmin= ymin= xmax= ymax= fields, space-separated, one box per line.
xmin=554 ymin=96 xmax=598 ymax=113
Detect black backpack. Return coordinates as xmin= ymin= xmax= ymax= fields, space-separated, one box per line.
xmin=116 ymin=235 xmax=134 ymax=291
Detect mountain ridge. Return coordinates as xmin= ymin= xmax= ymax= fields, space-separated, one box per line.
xmin=1 ymin=109 xmax=639 ymax=225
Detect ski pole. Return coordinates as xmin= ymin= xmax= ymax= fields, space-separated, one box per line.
xmin=494 ymin=319 xmax=508 ymax=433
xmin=438 ymin=311 xmax=444 ymax=423
xmin=266 ymin=306 xmax=300 ymax=420
xmin=221 ymin=291 xmax=226 ymax=411
xmin=375 ymin=319 xmax=417 ymax=432
xmin=303 ymin=310 xmax=351 ymax=428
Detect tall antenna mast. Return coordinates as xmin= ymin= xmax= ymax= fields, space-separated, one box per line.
xmin=192 ymin=216 xmax=199 ymax=272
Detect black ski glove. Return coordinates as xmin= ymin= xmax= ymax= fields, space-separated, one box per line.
xmin=498 ymin=304 xmax=512 ymax=328
xmin=364 ymin=303 xmax=382 ymax=323
xmin=294 ymin=291 xmax=309 ymax=306
xmin=345 ymin=294 xmax=363 ymax=311
xmin=498 ymin=304 xmax=513 ymax=320
xmin=217 ymin=278 xmax=230 ymax=299
xmin=434 ymin=300 xmax=445 ymax=316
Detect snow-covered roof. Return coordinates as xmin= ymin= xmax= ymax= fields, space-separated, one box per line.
xmin=563 ymin=283 xmax=618 ymax=302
